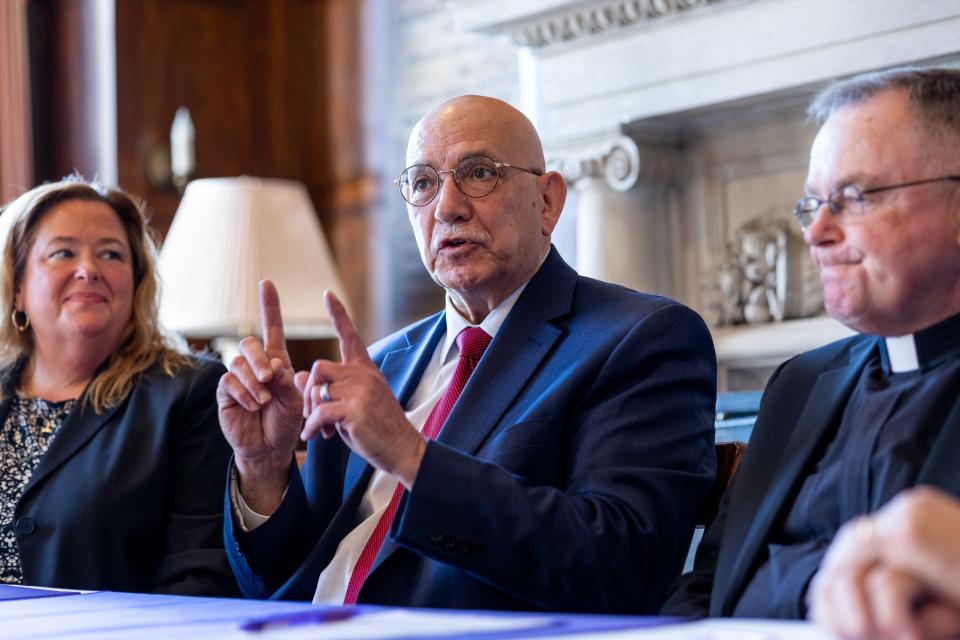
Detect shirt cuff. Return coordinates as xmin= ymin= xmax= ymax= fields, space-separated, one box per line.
xmin=229 ymin=462 xmax=284 ymax=532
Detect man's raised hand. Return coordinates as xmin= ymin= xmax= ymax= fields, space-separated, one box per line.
xmin=300 ymin=291 xmax=426 ymax=489
xmin=217 ymin=280 xmax=304 ymax=514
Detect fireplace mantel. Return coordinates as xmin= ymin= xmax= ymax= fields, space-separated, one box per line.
xmin=450 ymin=0 xmax=960 ymax=145
xmin=445 ymin=0 xmax=960 ymax=387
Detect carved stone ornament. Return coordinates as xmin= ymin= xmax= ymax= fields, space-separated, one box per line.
xmin=509 ymin=0 xmax=725 ymax=48
xmin=715 ymin=215 xmax=823 ymax=326
xmin=548 ymin=135 xmax=678 ymax=192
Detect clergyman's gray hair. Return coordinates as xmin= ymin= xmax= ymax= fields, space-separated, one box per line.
xmin=808 ymin=66 xmax=960 ymax=135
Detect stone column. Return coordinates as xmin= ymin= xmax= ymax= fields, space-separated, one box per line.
xmin=551 ymin=134 xmax=680 ymax=296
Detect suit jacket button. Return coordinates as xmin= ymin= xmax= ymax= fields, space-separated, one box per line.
xmin=428 ymin=528 xmax=443 ymax=543
xmin=15 ymin=517 xmax=35 ymax=535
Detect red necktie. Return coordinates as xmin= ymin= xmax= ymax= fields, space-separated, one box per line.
xmin=343 ymin=326 xmax=492 ymax=604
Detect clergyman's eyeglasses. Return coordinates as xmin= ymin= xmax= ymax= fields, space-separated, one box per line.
xmin=793 ymin=175 xmax=960 ymax=230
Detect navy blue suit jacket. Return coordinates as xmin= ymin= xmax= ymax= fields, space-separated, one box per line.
xmin=663 ymin=334 xmax=960 ymax=617
xmin=227 ymin=248 xmax=717 ymax=613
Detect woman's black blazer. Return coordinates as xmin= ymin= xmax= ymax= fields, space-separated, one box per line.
xmin=4 ymin=357 xmax=237 ymax=595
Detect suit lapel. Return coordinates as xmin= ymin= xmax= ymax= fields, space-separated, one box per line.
xmin=380 ymin=314 xmax=445 ymax=404
xmin=21 ymin=398 xmax=123 ymax=500
xmin=436 ymin=308 xmax=560 ymax=455
xmin=716 ymin=338 xmax=876 ymax=615
xmin=436 ymin=248 xmax=573 ymax=455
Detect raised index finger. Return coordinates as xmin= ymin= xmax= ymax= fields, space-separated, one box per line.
xmin=324 ymin=290 xmax=371 ymax=364
xmin=260 ymin=280 xmax=289 ymax=363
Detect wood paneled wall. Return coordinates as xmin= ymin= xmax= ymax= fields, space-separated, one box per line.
xmin=28 ymin=0 xmax=104 ymax=186
xmin=28 ymin=0 xmax=377 ymax=360
xmin=0 ymin=0 xmax=33 ymax=202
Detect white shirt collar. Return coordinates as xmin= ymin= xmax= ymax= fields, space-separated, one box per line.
xmin=885 ymin=334 xmax=920 ymax=373
xmin=439 ymin=283 xmax=529 ymax=365
xmin=437 ymin=249 xmax=550 ymax=363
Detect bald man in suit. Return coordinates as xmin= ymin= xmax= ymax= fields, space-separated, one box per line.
xmin=219 ymin=95 xmax=717 ymax=613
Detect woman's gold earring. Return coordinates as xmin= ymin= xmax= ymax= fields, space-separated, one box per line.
xmin=11 ymin=309 xmax=29 ymax=332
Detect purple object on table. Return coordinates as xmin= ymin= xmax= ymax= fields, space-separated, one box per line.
xmin=0 ymin=585 xmax=82 ymax=601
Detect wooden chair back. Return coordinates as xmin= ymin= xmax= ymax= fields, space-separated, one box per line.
xmin=696 ymin=441 xmax=747 ymax=527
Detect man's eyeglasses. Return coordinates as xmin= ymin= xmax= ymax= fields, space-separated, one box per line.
xmin=793 ymin=175 xmax=960 ymax=230
xmin=395 ymin=155 xmax=544 ymax=207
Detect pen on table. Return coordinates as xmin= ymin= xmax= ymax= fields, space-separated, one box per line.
xmin=241 ymin=607 xmax=359 ymax=632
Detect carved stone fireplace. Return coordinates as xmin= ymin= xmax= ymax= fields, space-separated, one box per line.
xmin=447 ymin=0 xmax=960 ymax=388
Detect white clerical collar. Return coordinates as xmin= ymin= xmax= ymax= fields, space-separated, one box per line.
xmin=439 ymin=281 xmax=530 ymax=365
xmin=884 ymin=334 xmax=920 ymax=373
xmin=879 ymin=313 xmax=960 ymax=374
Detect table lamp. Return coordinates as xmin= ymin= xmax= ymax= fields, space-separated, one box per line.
xmin=158 ymin=177 xmax=349 ymax=360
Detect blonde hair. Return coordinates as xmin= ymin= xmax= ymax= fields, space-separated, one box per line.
xmin=0 ymin=175 xmax=193 ymax=411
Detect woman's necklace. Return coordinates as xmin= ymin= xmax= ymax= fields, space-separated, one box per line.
xmin=39 ymin=414 xmax=57 ymax=436
xmin=16 ymin=392 xmax=75 ymax=439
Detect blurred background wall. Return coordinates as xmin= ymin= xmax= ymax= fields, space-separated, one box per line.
xmin=3 ymin=0 xmax=959 ymax=386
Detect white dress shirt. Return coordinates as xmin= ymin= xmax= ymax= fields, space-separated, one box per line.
xmin=232 ymin=282 xmax=528 ymax=604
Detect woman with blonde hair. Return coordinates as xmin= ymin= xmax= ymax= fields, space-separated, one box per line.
xmin=0 ymin=175 xmax=235 ymax=594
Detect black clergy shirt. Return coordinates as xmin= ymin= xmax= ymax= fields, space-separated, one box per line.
xmin=733 ymin=312 xmax=960 ymax=618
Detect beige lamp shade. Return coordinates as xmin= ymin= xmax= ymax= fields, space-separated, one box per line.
xmin=158 ymin=177 xmax=348 ymax=339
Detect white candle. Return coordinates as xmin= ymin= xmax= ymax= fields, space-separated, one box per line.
xmin=170 ymin=107 xmax=195 ymax=180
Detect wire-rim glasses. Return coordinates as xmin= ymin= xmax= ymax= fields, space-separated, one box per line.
xmin=793 ymin=175 xmax=960 ymax=230
xmin=394 ymin=155 xmax=544 ymax=206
